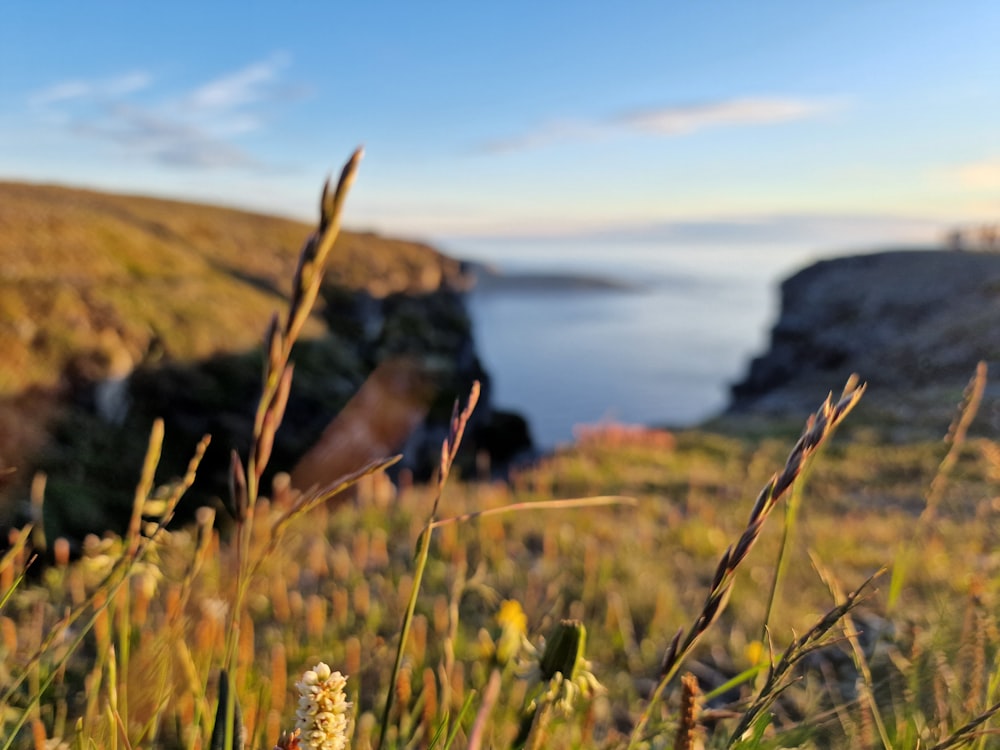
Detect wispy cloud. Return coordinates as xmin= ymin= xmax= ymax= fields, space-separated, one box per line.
xmin=477 ymin=96 xmax=841 ymax=154
xmin=478 ymin=121 xmax=606 ymax=155
xmin=615 ymin=97 xmax=837 ymax=135
xmin=29 ymin=71 xmax=152 ymax=106
xmin=185 ymin=53 xmax=291 ymax=112
xmin=600 ymin=212 xmax=943 ymax=245
xmin=73 ymin=103 xmax=260 ymax=169
xmin=27 ymin=54 xmax=301 ymax=170
xmin=953 ymin=158 xmax=1000 ymax=189
xmin=439 ymin=212 xmax=945 ymax=245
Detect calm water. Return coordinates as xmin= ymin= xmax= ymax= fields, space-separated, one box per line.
xmin=455 ymin=240 xmax=825 ymax=447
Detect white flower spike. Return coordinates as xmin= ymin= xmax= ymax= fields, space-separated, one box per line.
xmin=295 ymin=662 xmax=352 ymax=750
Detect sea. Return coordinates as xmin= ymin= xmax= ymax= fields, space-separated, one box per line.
xmin=445 ymin=238 xmax=864 ymax=448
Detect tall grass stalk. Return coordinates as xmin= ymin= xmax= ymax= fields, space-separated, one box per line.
xmin=759 ymin=441 xmax=813 ymax=643
xmin=0 ymin=526 xmax=33 ymax=613
xmin=427 ymin=494 xmax=636 ymax=531
xmin=887 ymin=361 xmax=987 ymax=611
xmin=811 ymin=553 xmax=893 ymax=750
xmin=377 ymin=382 xmax=481 ymax=750
xmin=223 ymin=148 xmax=364 ymax=675
xmin=1 ymin=421 xmax=209 ymax=750
xmin=214 ymin=150 xmax=367 ymax=750
xmin=628 ymin=376 xmax=865 ymax=748
xmin=375 ymin=382 xmax=636 ymax=749
xmin=929 ymin=701 xmax=1000 ymax=750
xmin=727 ymin=570 xmax=882 ymax=746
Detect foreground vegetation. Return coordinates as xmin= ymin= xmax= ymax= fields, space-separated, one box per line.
xmin=4 ymin=153 xmax=1000 ymax=748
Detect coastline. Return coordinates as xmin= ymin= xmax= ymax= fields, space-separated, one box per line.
xmin=463 ymin=255 xmax=775 ymax=447
xmin=461 ymin=244 xmax=992 ymax=447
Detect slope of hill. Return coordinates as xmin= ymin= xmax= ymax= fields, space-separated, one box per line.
xmin=0 ymin=182 xmax=527 ymax=539
xmin=0 ymin=181 xmax=468 ymax=394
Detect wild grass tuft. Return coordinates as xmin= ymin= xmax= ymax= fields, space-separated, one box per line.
xmin=629 ymin=376 xmax=865 ymax=747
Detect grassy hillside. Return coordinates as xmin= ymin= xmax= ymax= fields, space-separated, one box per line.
xmin=0 ymin=181 xmax=465 ymax=395
xmin=0 ymin=182 xmax=483 ymax=529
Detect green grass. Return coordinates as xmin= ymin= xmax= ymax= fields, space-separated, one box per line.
xmin=4 ymin=158 xmax=1000 ymax=749
xmin=6 ymin=410 xmax=999 ymax=748
xmin=0 ymin=179 xmax=475 ymax=532
xmin=0 ymin=180 xmax=465 ymax=396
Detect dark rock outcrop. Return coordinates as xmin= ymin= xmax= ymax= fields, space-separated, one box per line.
xmin=32 ymin=276 xmax=534 ymax=543
xmin=729 ymin=249 xmax=1000 ymax=433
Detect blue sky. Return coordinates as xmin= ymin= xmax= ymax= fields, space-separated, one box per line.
xmin=1 ymin=1 xmax=998 ymax=247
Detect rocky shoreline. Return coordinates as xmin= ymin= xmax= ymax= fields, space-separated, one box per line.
xmin=726 ymin=248 xmax=1000 ymax=436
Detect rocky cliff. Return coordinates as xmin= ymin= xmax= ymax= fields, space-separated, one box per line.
xmin=0 ymin=182 xmax=532 ymax=541
xmin=729 ymin=249 xmax=1000 ymax=435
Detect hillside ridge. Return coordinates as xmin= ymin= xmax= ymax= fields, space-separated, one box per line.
xmin=0 ymin=180 xmax=470 ymax=393
xmin=0 ymin=181 xmax=529 ymax=538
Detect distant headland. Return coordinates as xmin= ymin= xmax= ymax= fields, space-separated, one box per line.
xmin=727 ymin=247 xmax=1000 ymax=437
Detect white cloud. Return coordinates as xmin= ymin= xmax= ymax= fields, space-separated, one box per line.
xmin=25 ymin=55 xmax=300 ymax=171
xmin=29 ymin=71 xmax=152 ymax=106
xmin=29 ymin=81 xmax=92 ymax=106
xmin=438 ymin=212 xmax=946 ymax=246
xmin=104 ymin=72 xmax=154 ymax=98
xmin=75 ymin=103 xmax=260 ymax=169
xmin=478 ymin=120 xmax=605 ymax=155
xmin=477 ymin=95 xmax=842 ymax=154
xmin=953 ymin=159 xmax=1000 ymax=189
xmin=616 ymin=97 xmax=839 ymax=135
xmin=185 ymin=53 xmax=290 ymax=112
